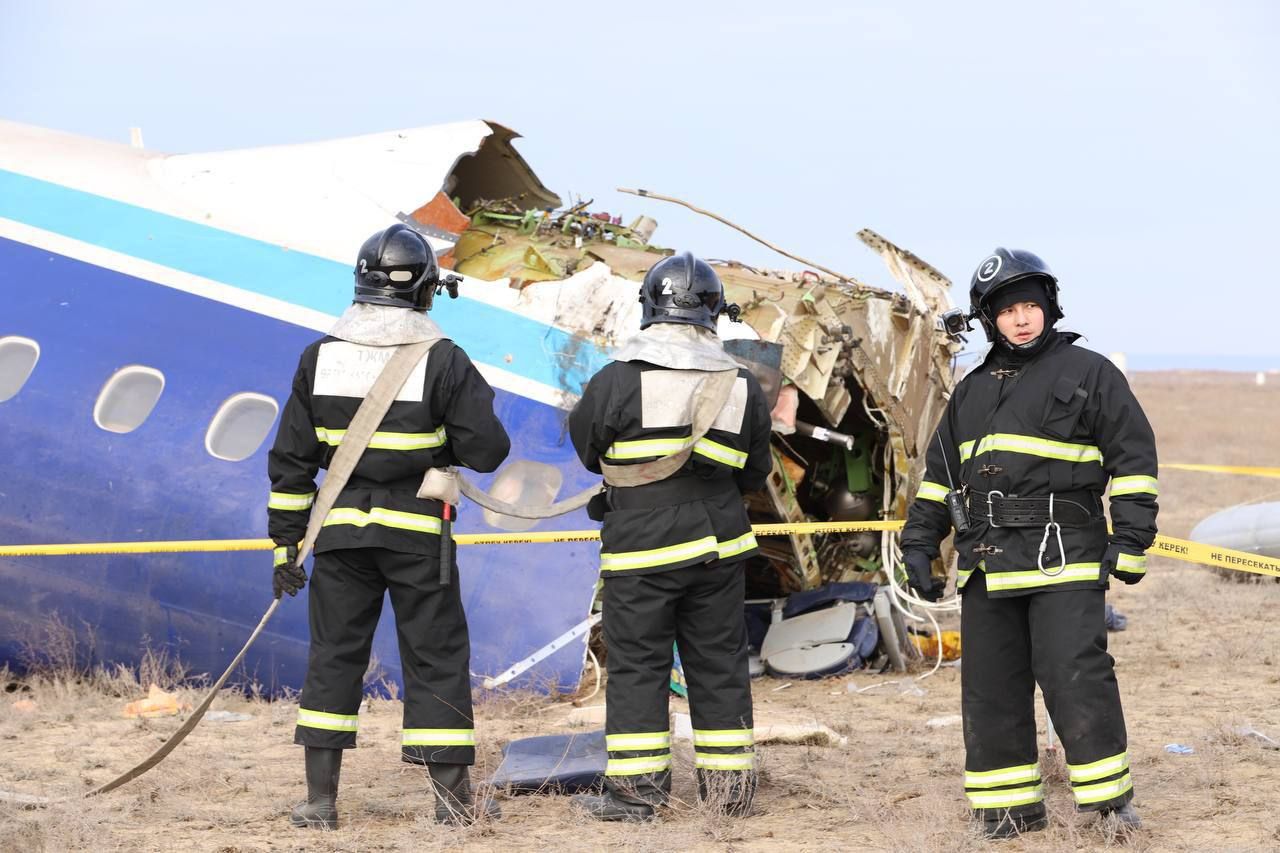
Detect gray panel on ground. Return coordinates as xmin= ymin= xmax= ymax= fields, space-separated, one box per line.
xmin=760 ymin=600 xmax=858 ymax=661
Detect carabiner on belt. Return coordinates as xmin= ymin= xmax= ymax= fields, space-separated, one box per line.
xmin=1037 ymin=493 xmax=1067 ymax=577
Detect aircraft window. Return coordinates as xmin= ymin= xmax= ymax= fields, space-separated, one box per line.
xmin=93 ymin=366 xmax=165 ymax=433
xmin=205 ymin=393 xmax=279 ymax=462
xmin=0 ymin=336 xmax=40 ymax=402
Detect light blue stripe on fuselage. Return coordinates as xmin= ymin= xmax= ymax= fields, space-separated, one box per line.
xmin=0 ymin=168 xmax=610 ymax=395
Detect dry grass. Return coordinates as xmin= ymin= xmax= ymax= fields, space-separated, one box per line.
xmin=3 ymin=371 xmax=1280 ymax=851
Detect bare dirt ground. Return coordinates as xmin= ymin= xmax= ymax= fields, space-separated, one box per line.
xmin=2 ymin=371 xmax=1279 ymax=852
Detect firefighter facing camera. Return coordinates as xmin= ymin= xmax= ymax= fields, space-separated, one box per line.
xmin=901 ymin=247 xmax=1158 ymax=838
xmin=268 ymin=223 xmax=511 ymax=830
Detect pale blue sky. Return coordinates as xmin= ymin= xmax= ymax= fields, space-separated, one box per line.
xmin=3 ymin=1 xmax=1276 ymax=368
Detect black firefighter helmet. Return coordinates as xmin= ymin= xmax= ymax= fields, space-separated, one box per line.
xmin=968 ymin=247 xmax=1063 ymax=339
xmin=639 ymin=251 xmax=740 ymax=332
xmin=353 ymin=223 xmax=440 ymax=311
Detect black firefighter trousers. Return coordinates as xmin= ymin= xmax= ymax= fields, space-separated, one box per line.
xmin=293 ymin=547 xmax=476 ymax=766
xmin=602 ymin=559 xmax=755 ymax=807
xmin=961 ymin=571 xmax=1133 ymax=821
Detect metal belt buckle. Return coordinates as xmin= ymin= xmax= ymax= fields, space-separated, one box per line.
xmin=986 ymin=490 xmax=1004 ymax=527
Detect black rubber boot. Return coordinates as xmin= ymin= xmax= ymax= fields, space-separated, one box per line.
xmin=289 ymin=747 xmax=342 ymax=830
xmin=981 ymin=808 xmax=1047 ymax=840
xmin=1101 ymin=802 xmax=1142 ymax=833
xmin=428 ymin=763 xmax=501 ymax=826
xmin=570 ymin=788 xmax=657 ymax=823
xmin=696 ymin=768 xmax=757 ymax=817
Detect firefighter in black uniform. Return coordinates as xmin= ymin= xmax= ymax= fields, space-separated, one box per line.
xmin=567 ymin=252 xmax=773 ymax=821
xmin=901 ymin=248 xmax=1157 ymax=838
xmin=268 ymin=224 xmax=510 ymax=830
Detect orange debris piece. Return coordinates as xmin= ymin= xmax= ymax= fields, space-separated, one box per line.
xmin=910 ymin=630 xmax=962 ymax=661
xmin=123 ymin=684 xmax=192 ymax=718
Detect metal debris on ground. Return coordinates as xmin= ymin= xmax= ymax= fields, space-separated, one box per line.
xmin=925 ymin=714 xmax=963 ymax=728
xmin=1233 ymin=725 xmax=1280 ymax=749
xmin=203 ymin=710 xmax=253 ymax=723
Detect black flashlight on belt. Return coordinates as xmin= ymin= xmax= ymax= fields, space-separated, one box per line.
xmin=946 ymin=490 xmax=971 ymax=534
xmin=936 ymin=432 xmax=970 ymax=533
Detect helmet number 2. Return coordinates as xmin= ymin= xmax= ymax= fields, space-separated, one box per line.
xmin=660 ymin=277 xmax=674 ymax=295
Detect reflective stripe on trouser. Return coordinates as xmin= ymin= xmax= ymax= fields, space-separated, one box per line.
xmin=605 ymin=731 xmax=672 ymax=778
xmin=602 ymin=560 xmax=754 ymax=806
xmin=693 ymin=727 xmax=756 ymax=771
xmin=297 ymin=707 xmax=359 ymax=732
xmin=960 ymin=571 xmax=1132 ymax=817
xmin=1068 ymin=750 xmax=1132 ymax=805
xmin=295 ymin=548 xmax=475 ymax=764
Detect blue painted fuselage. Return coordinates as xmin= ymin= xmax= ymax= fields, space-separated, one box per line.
xmin=0 ymin=175 xmax=607 ymax=693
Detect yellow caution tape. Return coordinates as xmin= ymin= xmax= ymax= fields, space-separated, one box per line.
xmin=3 ymin=521 xmax=1277 ymax=578
xmin=0 ymin=538 xmax=276 ymax=557
xmin=1149 ymin=534 xmax=1280 ymax=578
xmin=1162 ymin=463 xmax=1280 ymax=479
xmin=0 ymin=520 xmax=902 ymax=557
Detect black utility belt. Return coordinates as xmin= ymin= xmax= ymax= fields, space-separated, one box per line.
xmin=341 ymin=474 xmax=427 ymax=492
xmin=606 ymin=475 xmax=736 ymax=511
xmin=965 ymin=489 xmax=1100 ymax=528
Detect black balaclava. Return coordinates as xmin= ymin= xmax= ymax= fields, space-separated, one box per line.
xmin=985 ymin=277 xmax=1056 ymax=358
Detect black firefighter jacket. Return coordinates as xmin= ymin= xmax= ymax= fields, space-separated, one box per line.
xmin=569 ymin=359 xmax=773 ymax=576
xmin=901 ymin=332 xmax=1158 ymax=597
xmin=267 ymin=336 xmax=510 ymax=556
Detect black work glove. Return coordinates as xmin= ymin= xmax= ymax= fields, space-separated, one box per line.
xmin=903 ymin=549 xmax=946 ymax=602
xmin=1100 ymin=542 xmax=1146 ymax=586
xmin=272 ymin=545 xmax=307 ymax=598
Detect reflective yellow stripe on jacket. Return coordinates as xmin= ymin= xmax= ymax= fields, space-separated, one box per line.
xmin=916 ymin=481 xmax=949 ymax=503
xmin=959 ymin=433 xmax=1102 ymax=465
xmin=314 ymin=426 xmax=447 ymax=450
xmin=322 ymin=507 xmax=442 ymax=535
xmin=268 ymin=491 xmax=315 ymax=511
xmin=1115 ymin=553 xmax=1147 ymax=575
xmin=600 ymin=532 xmax=758 ymax=573
xmin=983 ymin=563 xmax=1102 ymax=592
xmin=1110 ymin=475 xmax=1158 ymax=496
xmin=605 ymin=437 xmax=748 ymax=469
